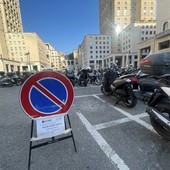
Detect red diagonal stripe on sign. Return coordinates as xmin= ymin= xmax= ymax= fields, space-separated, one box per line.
xmin=33 ymin=81 xmax=65 ymax=108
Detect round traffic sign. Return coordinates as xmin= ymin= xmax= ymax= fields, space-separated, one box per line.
xmin=20 ymin=71 xmax=74 ymax=119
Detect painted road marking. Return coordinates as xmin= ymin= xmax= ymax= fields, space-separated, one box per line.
xmin=74 ymin=93 xmax=102 ymax=98
xmin=74 ymin=93 xmax=155 ymax=133
xmin=92 ymin=94 xmax=106 ymax=103
xmin=93 ymin=112 xmax=148 ymax=131
xmin=76 ymin=111 xmax=129 ymax=170
xmin=109 ymin=105 xmax=155 ymax=133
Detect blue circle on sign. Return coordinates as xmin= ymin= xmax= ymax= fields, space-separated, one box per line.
xmin=30 ymin=78 xmax=68 ymax=114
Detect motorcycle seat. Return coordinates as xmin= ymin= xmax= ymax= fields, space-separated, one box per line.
xmin=113 ymin=79 xmax=126 ymax=87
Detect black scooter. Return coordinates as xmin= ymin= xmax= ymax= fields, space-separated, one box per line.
xmin=101 ymin=68 xmax=137 ymax=108
xmin=77 ymin=69 xmax=89 ymax=87
xmin=146 ymin=77 xmax=170 ymax=140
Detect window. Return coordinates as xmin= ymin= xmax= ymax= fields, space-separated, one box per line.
xmin=163 ymin=22 xmax=168 ymax=31
xmin=159 ymin=40 xmax=170 ymax=50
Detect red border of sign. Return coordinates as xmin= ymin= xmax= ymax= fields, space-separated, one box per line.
xmin=20 ymin=71 xmax=74 ymax=119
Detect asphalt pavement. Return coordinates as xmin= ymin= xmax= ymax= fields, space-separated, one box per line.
xmin=0 ymin=84 xmax=170 ymax=170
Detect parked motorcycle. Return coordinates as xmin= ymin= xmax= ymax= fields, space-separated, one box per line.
xmin=146 ymin=77 xmax=170 ymax=140
xmin=101 ymin=68 xmax=137 ymax=108
xmin=65 ymin=70 xmax=77 ymax=87
xmin=89 ymin=70 xmax=102 ymax=85
xmin=77 ymin=69 xmax=89 ymax=86
xmin=7 ymin=72 xmax=24 ymax=86
xmin=0 ymin=75 xmax=14 ymax=87
xmin=131 ymin=71 xmax=159 ymax=101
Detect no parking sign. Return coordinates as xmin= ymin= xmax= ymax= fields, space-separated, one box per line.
xmin=20 ymin=71 xmax=74 ymax=119
xmin=22 ymin=72 xmax=77 ymax=170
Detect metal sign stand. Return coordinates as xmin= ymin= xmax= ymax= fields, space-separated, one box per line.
xmin=28 ymin=114 xmax=77 ymax=170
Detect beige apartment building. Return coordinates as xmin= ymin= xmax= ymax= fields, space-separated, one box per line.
xmin=138 ymin=0 xmax=170 ymax=60
xmin=0 ymin=0 xmax=53 ymax=73
xmin=0 ymin=0 xmax=23 ymax=72
xmin=5 ymin=32 xmax=49 ymax=72
xmin=134 ymin=0 xmax=156 ymax=22
xmin=46 ymin=43 xmax=66 ymax=71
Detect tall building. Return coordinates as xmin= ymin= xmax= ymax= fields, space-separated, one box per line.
xmin=99 ymin=0 xmax=156 ymax=68
xmin=0 ymin=0 xmax=23 ymax=72
xmin=99 ymin=0 xmax=114 ymax=35
xmin=134 ymin=0 xmax=156 ymax=22
xmin=99 ymin=0 xmax=156 ymax=35
xmin=0 ymin=0 xmax=23 ymax=33
xmin=100 ymin=0 xmax=132 ymax=35
xmin=0 ymin=0 xmax=51 ymax=72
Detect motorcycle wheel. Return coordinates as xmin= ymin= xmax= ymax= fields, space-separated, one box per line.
xmin=95 ymin=77 xmax=102 ymax=85
xmin=16 ymin=79 xmax=22 ymax=86
xmin=8 ymin=81 xmax=13 ymax=87
xmin=83 ymin=81 xmax=88 ymax=87
xmin=150 ymin=115 xmax=170 ymax=141
xmin=101 ymin=85 xmax=110 ymax=96
xmin=123 ymin=90 xmax=137 ymax=108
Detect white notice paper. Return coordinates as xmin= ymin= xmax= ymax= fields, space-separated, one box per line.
xmin=36 ymin=115 xmax=65 ymax=138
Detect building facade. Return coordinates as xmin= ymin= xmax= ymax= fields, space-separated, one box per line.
xmin=99 ymin=0 xmax=156 ymax=35
xmin=99 ymin=0 xmax=156 ymax=68
xmin=46 ymin=43 xmax=66 ymax=71
xmin=0 ymin=0 xmax=61 ymax=72
xmin=78 ymin=34 xmax=112 ymax=69
xmin=138 ymin=0 xmax=170 ymax=60
xmin=104 ymin=21 xmax=156 ymax=68
xmin=0 ymin=0 xmax=23 ymax=72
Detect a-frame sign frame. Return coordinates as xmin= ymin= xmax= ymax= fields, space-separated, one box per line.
xmin=28 ymin=114 xmax=77 ymax=170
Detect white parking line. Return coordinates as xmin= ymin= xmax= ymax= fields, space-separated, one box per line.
xmin=76 ymin=111 xmax=129 ymax=170
xmin=110 ymin=106 xmax=155 ymax=133
xmin=91 ymin=94 xmax=155 ymax=133
xmin=93 ymin=112 xmax=148 ymax=130
xmin=75 ymin=93 xmax=102 ymax=98
xmin=74 ymin=85 xmax=100 ymax=89
xmin=92 ymin=94 xmax=106 ymax=103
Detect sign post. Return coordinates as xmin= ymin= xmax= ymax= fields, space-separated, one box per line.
xmin=20 ymin=71 xmax=77 ymax=170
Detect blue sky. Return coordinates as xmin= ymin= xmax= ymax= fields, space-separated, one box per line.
xmin=20 ymin=0 xmax=99 ymax=54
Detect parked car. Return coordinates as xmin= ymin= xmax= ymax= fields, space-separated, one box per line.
xmin=140 ymin=52 xmax=170 ymax=76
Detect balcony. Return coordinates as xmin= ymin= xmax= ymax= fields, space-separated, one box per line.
xmin=155 ymin=29 xmax=170 ymax=39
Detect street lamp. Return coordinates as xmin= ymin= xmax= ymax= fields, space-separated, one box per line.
xmin=25 ymin=51 xmax=31 ymax=71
